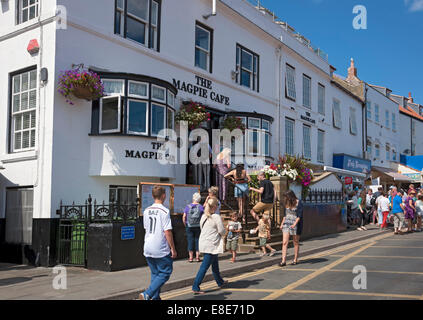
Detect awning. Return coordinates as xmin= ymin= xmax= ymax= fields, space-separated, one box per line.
xmin=372 ymin=166 xmax=413 ymax=182
xmin=323 ymin=166 xmax=367 ymax=178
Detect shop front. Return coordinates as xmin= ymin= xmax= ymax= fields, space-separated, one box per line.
xmin=331 ymin=154 xmax=371 ymax=191
xmin=371 ymin=167 xmax=413 ymax=191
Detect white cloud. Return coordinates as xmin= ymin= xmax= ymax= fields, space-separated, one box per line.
xmin=405 ymin=0 xmax=423 ymax=12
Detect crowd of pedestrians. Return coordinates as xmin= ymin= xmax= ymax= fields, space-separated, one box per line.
xmin=139 ymin=169 xmax=303 ymax=299
xmin=347 ymin=184 xmax=423 ymax=234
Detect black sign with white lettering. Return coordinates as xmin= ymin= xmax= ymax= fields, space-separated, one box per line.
xmin=173 ymin=75 xmax=230 ymax=106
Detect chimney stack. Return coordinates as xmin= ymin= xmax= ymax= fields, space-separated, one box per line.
xmin=346 ymin=58 xmax=360 ymax=85
xmin=408 ymin=92 xmax=414 ymax=103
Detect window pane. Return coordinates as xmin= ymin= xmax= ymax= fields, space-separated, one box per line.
xmin=195 ymin=49 xmax=208 ymax=70
xmin=115 ymin=11 xmax=122 ymax=34
xmin=23 ymin=0 xmax=29 ymax=7
xmin=285 ymin=119 xmax=294 ymax=155
xmin=129 ymin=82 xmax=147 ymax=97
xmin=117 ymin=0 xmax=124 ymax=9
xmin=286 ymin=65 xmax=296 ymax=99
xmin=31 ymin=130 xmax=35 ymax=147
xmin=167 ymin=108 xmax=174 ymax=130
xmin=13 ymin=95 xmax=20 ymax=112
xmin=167 ymin=92 xmax=174 ymax=107
xmin=264 ymin=133 xmax=270 ymax=156
xmin=248 ymin=118 xmax=260 ymax=129
xmin=303 ymin=75 xmax=311 ymax=108
xmin=127 ymin=17 xmax=146 ymax=44
xmin=241 ymin=50 xmax=253 ymax=71
xmin=29 ymin=5 xmax=35 ymax=19
xmin=103 ymin=80 xmax=124 ymax=95
xmin=195 ymin=26 xmax=209 ymax=51
xmin=29 ymin=90 xmax=36 ymax=109
xmin=303 ymin=125 xmax=311 ymax=160
xmin=30 ymin=110 xmax=36 ymax=128
xmin=15 ymin=132 xmax=22 ymax=150
xmin=23 ymin=113 xmax=30 ymax=129
xmin=248 ymin=131 xmax=258 ymax=154
xmin=128 ymin=100 xmax=147 ymax=133
xmin=13 ymin=75 xmax=21 ymax=93
xmin=318 ymin=130 xmax=324 ymax=162
xmin=22 ymin=72 xmax=29 ymax=91
xmin=29 ymin=70 xmax=37 ymax=89
xmin=101 ymin=98 xmax=119 ymax=131
xmin=22 ymin=131 xmax=30 ymax=149
xmin=21 ymin=92 xmax=29 ymax=110
xmin=318 ymin=84 xmax=325 ymax=115
xmin=22 ymin=9 xmax=28 ymax=22
xmin=15 ymin=115 xmax=22 ymax=131
xmin=152 ymin=86 xmax=165 ymax=101
xmin=127 ymin=0 xmax=149 ymax=20
xmin=262 ymin=120 xmax=270 ymax=131
xmin=151 ymin=104 xmax=165 ymax=135
xmin=241 ymin=70 xmax=251 ymax=88
xmin=151 ymin=1 xmax=159 ymax=26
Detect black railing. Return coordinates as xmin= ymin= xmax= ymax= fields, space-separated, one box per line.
xmin=303 ymin=189 xmax=343 ymax=204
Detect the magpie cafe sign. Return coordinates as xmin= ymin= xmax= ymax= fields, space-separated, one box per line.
xmin=301 ymin=112 xmax=316 ymax=124
xmin=125 ymin=142 xmax=175 ymax=162
xmin=173 ymin=75 xmax=230 ymax=106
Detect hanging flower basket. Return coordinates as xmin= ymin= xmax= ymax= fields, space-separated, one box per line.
xmin=58 ymin=69 xmax=104 ymax=105
xmin=222 ymin=116 xmax=246 ymax=133
xmin=175 ymin=101 xmax=210 ymax=130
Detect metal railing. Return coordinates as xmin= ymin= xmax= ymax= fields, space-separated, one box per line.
xmin=303 ymin=189 xmax=343 ymax=204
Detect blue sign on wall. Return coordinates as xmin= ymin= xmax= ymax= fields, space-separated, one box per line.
xmin=333 ymin=154 xmax=371 ymax=174
xmin=121 ymin=226 xmax=135 ymax=240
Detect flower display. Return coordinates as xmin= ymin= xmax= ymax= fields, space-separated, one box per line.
xmin=58 ymin=69 xmax=104 ymax=105
xmin=222 ymin=116 xmax=246 ymax=133
xmin=175 ymin=101 xmax=211 ymax=130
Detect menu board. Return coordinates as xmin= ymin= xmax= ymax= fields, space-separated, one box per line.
xmin=140 ymin=184 xmax=171 ymax=214
xmin=173 ymin=185 xmax=201 ymax=214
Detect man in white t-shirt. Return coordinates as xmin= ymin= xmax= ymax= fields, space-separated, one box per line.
xmin=140 ymin=186 xmax=177 ymax=301
xmin=378 ymin=192 xmax=391 ymax=230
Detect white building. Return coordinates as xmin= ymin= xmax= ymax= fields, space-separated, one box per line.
xmin=0 ymin=0 xmax=366 ymax=265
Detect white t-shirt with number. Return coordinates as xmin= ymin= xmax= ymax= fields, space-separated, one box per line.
xmin=143 ymin=203 xmax=172 ymax=258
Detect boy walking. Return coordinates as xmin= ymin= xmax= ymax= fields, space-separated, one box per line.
xmin=252 ymin=213 xmax=276 ymax=257
xmin=140 ymin=186 xmax=177 ymax=300
xmin=226 ymin=212 xmax=242 ymax=263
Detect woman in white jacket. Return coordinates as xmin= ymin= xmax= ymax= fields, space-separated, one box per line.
xmin=192 ymin=197 xmax=228 ymax=294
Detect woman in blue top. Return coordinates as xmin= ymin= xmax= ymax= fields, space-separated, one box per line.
xmin=183 ymin=193 xmax=204 ymax=262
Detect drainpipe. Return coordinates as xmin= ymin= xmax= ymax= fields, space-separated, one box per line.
xmin=203 ymin=0 xmax=217 ymax=19
xmin=364 ymin=84 xmax=368 ymax=160
xmin=276 ymin=46 xmax=282 ymax=158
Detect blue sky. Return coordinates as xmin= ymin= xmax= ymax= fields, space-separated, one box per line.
xmin=258 ymin=0 xmax=423 ymax=103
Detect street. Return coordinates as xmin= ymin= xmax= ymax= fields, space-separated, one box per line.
xmin=162 ymin=230 xmax=423 ymax=300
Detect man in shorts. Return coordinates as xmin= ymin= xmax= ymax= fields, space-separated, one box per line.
xmin=249 ymin=171 xmax=276 ymax=222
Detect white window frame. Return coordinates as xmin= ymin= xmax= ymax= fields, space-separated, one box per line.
xmin=317 ymin=129 xmax=324 ymax=163
xmin=349 ymin=107 xmax=357 ymax=135
xmin=128 ymin=80 xmax=149 ymax=99
xmin=11 ymin=69 xmax=38 ymax=153
xmin=302 ymin=74 xmax=311 ymax=109
xmin=285 ymin=64 xmax=296 ymax=100
xmin=115 ymin=0 xmax=125 ymax=36
xmin=167 ymin=107 xmax=175 ymax=131
xmin=263 ymin=131 xmax=270 ymax=157
xmin=318 ymin=83 xmax=325 ymax=115
xmin=17 ymin=0 xmax=39 ymax=24
xmin=248 ymin=117 xmax=261 ymax=130
xmin=195 ymin=24 xmax=211 ymax=72
xmin=102 ymin=79 xmax=125 ymax=96
xmin=374 ymin=104 xmax=380 ymax=123
xmin=385 ymin=110 xmax=390 ymax=128
xmin=262 ymin=120 xmax=270 ymax=132
xmin=167 ymin=91 xmax=175 ymax=108
xmin=332 ymin=99 xmax=342 ymax=129
xmin=150 ymin=0 xmax=159 ymax=51
xmin=127 ymin=99 xmax=149 ymax=136
xmin=99 ymin=95 xmax=122 ymax=134
xmin=236 ymin=46 xmax=258 ymax=91
xmin=366 ymin=101 xmax=372 ymax=120
xmin=302 ymin=124 xmax=312 ymax=160
xmin=247 ymin=129 xmax=260 ymax=156
xmin=285 ymin=118 xmax=295 ymax=156
xmin=151 ymin=84 xmax=166 ymax=104
xmin=150 ymin=102 xmax=166 ymax=138
xmin=125 ymin=0 xmax=150 ymax=46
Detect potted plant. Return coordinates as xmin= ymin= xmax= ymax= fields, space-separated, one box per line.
xmin=58 ymin=69 xmax=104 ymax=105
xmin=175 ymin=101 xmax=211 ymax=130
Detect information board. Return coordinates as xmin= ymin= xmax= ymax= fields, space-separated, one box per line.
xmin=121 ymin=226 xmax=135 ymax=240
xmin=140 ymin=184 xmax=171 ymax=214
xmin=173 ymin=185 xmax=201 ymax=214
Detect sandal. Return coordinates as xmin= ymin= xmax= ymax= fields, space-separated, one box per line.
xmin=291 ymin=260 xmax=298 ymax=265
xmin=279 ymin=261 xmax=286 ymax=267
xmin=188 ymin=259 xmax=193 ymax=263
xmin=195 ymin=258 xmax=201 ymax=262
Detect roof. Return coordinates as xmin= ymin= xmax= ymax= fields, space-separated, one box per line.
xmin=399 ymin=105 xmax=423 ymax=122
xmin=372 ymin=166 xmax=414 ymax=182
xmin=331 ymin=75 xmax=365 ymax=103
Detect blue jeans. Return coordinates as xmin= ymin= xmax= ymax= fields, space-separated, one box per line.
xmin=145 ymin=254 xmax=173 ymax=300
xmin=192 ymin=253 xmax=224 ymax=291
xmin=186 ymin=227 xmax=201 ymax=252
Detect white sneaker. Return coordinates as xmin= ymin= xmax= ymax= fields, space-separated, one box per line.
xmin=357 ymin=227 xmax=363 ymax=231
xmin=362 ymin=226 xmax=367 ymax=230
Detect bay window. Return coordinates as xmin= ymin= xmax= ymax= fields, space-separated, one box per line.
xmin=236 ymin=45 xmax=259 ymax=92
xmin=10 ymin=68 xmax=37 ymax=152
xmin=92 ymin=73 xmax=176 ymax=138
xmin=114 ymin=0 xmax=161 ymax=51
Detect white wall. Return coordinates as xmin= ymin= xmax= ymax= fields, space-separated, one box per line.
xmin=366 ymin=85 xmax=400 ymax=168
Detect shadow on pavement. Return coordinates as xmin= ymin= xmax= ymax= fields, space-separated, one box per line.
xmin=0 ymin=274 xmax=48 ymax=287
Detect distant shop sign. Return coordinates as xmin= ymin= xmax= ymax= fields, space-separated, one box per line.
xmin=333 ymin=154 xmax=371 ymax=174
xmin=344 ymin=177 xmax=353 ymax=185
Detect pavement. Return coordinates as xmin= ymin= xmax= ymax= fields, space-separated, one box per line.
xmin=164 ymin=229 xmax=423 ymax=301
xmin=0 ymin=225 xmax=394 ymax=300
